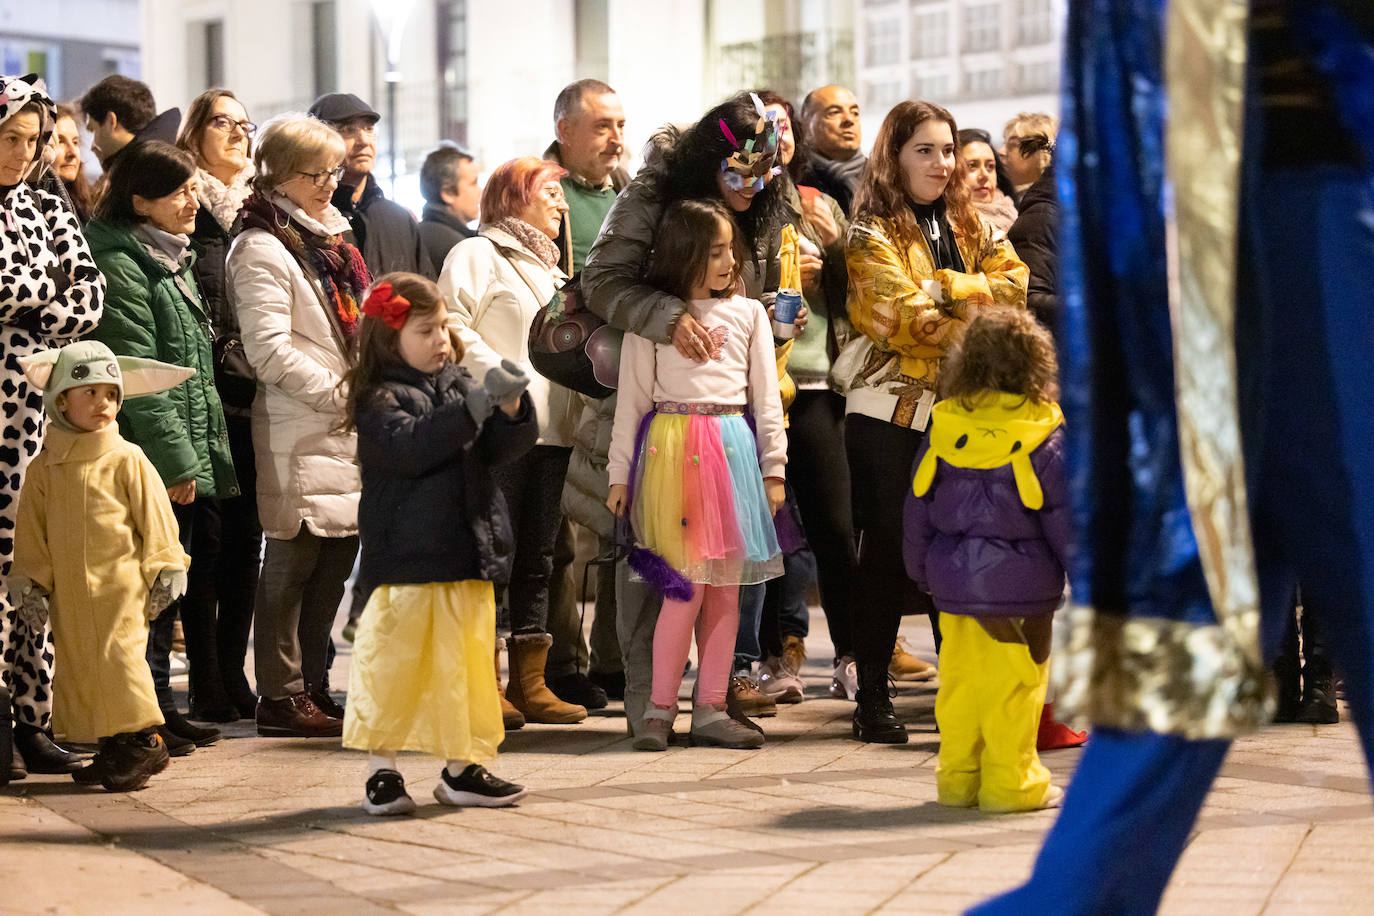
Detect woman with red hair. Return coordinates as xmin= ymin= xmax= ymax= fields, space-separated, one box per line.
xmin=438 ymin=155 xmax=587 ymax=726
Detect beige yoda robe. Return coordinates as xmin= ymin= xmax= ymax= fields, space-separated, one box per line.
xmin=13 ymin=424 xmax=190 ymax=742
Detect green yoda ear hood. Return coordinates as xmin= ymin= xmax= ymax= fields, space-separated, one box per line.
xmin=19 ymin=340 xmax=195 ymax=434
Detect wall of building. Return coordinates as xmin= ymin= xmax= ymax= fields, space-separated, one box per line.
xmin=0 ymin=0 xmax=141 ymax=101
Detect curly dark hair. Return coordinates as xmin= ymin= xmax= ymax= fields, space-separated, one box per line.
xmin=938 ymin=308 xmax=1059 ymax=407
xmin=647 ymin=92 xmax=787 ymax=252
xmin=338 ymin=272 xmax=464 ymax=432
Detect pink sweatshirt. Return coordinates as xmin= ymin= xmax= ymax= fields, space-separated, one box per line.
xmin=607 ymin=294 xmax=787 ymax=487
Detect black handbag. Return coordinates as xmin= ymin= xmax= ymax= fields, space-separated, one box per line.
xmin=527 ymin=272 xmax=621 ymax=399
xmin=213 ymin=333 xmax=257 ymax=410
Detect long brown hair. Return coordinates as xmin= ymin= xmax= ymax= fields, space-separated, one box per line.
xmin=646 ymin=199 xmax=744 ymax=300
xmin=338 ymin=272 xmax=464 ymax=432
xmin=54 ymin=104 xmax=94 ymax=219
xmin=852 ymin=100 xmax=980 ymax=250
xmin=938 ymin=309 xmax=1059 ymax=407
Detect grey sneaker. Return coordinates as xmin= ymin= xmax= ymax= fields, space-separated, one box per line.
xmin=632 ymin=707 xmax=674 ymax=752
xmin=689 ymin=705 xmax=764 ymax=749
xmin=829 ymin=655 xmax=858 ymax=700
xmin=757 ymin=657 xmax=805 ymax=704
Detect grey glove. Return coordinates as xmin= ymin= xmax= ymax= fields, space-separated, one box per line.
xmin=10 ymin=577 xmax=49 ymax=631
xmin=466 ymin=359 xmax=531 ymax=425
xmin=147 ymin=568 xmax=188 ymax=621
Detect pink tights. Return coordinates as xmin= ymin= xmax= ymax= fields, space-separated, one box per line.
xmin=650 ymin=583 xmax=740 ymax=708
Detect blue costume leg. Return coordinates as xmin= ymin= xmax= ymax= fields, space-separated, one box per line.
xmin=969 ymin=730 xmax=1228 ymax=915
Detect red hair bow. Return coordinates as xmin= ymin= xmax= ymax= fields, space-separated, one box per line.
xmin=362 ymin=282 xmax=412 ymax=330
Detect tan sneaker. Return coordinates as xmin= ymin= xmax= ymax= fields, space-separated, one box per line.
xmin=890 ymin=636 xmax=937 ymax=681
xmin=727 ymin=674 xmax=778 ymax=718
xmin=780 ymin=635 xmax=806 ymax=676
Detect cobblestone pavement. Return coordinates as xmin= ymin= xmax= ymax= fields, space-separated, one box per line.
xmin=2 ymin=613 xmax=1370 ymax=915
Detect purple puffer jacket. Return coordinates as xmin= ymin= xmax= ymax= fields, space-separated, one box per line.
xmin=902 ymin=426 xmax=1070 ymax=618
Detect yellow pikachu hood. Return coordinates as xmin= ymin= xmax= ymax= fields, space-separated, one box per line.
xmin=911 ymin=392 xmax=1064 ymax=510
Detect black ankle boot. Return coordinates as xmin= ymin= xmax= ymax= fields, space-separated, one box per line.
xmin=1297 ymin=659 xmax=1340 ymax=725
xmin=0 ymin=685 xmax=12 ymax=786
xmin=14 ymin=723 xmax=87 ymax=773
xmin=160 ymin=706 xmax=222 ymax=746
xmin=1273 ymin=657 xmax=1302 ymax=723
xmin=852 ymin=662 xmax=908 ymax=744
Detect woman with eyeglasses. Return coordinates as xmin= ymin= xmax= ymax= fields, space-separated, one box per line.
xmin=226 ymin=114 xmax=369 ymax=738
xmin=175 ymin=89 xmax=260 ymax=721
xmin=85 ymin=140 xmax=239 ymax=751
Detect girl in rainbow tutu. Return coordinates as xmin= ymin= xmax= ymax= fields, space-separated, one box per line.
xmin=606 ymin=199 xmax=787 ymax=752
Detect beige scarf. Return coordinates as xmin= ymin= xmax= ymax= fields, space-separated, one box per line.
xmin=196 ymin=166 xmax=254 ymax=232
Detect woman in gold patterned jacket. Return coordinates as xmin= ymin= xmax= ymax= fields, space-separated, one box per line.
xmin=838 ymin=99 xmax=1027 ymax=745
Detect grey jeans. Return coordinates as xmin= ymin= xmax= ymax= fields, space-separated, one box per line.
xmin=253 ymin=524 xmax=359 ymax=700
xmin=616 ymin=558 xmax=662 ymax=736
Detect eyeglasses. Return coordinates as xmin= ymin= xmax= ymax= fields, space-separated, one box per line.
xmin=298 ymin=166 xmax=346 ymax=188
xmin=209 ymin=115 xmax=257 ymax=137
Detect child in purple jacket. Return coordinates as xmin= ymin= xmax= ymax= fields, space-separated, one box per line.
xmin=903 ymin=309 xmax=1069 ymax=812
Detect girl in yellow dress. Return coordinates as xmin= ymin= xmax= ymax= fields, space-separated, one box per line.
xmin=339 ymin=272 xmax=538 ymax=815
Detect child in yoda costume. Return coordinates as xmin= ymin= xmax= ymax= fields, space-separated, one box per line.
xmin=9 ymin=341 xmax=193 ymax=791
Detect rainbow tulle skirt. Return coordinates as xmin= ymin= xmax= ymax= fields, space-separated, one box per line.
xmin=628 ymin=407 xmax=783 ymax=586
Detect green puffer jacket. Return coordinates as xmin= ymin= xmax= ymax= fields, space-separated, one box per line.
xmin=85 ymin=220 xmax=238 ymax=499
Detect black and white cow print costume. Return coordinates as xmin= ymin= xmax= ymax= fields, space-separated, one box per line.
xmin=0 ymin=74 xmax=105 ymax=731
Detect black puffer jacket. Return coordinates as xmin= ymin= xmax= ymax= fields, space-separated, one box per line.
xmin=356 ymin=361 xmax=538 ymax=591
xmin=1006 ymin=166 xmax=1060 ymax=332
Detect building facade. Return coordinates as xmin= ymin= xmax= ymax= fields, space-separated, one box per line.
xmin=138 ymin=0 xmax=858 ymax=213
xmin=853 ymin=0 xmax=1062 ymax=144
xmin=0 ymin=0 xmax=141 ymax=102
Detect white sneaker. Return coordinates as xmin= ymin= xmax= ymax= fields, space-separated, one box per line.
xmin=829 ymin=655 xmax=858 ymax=700
xmin=168 ymin=652 xmax=189 ymax=678
xmin=757 ymin=657 xmax=805 ymax=704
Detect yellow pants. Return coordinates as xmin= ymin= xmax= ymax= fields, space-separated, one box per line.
xmin=343 ymin=580 xmax=503 ymax=762
xmin=935 ymin=612 xmax=1053 ymax=812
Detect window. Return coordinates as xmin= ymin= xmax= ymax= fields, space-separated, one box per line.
xmin=203 ymin=20 xmax=224 ymax=88
xmin=962 ymin=3 xmax=1002 ymax=54
xmin=912 ymin=72 xmax=952 ymax=103
xmin=311 ymin=0 xmax=338 ymax=98
xmin=865 ymin=18 xmax=901 ymax=67
xmin=964 ymin=66 xmax=1005 ymax=98
xmin=436 ymin=0 xmax=469 ymax=145
xmin=910 ymin=11 xmax=949 ymax=60
xmin=1017 ymin=0 xmax=1054 ymax=45
xmin=865 ymin=80 xmax=904 ymax=110
xmin=1016 ymin=60 xmax=1057 ymax=93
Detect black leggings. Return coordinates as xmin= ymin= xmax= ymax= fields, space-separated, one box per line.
xmin=787 ymin=390 xmax=857 ymax=659
xmin=845 ymin=414 xmax=937 ymax=670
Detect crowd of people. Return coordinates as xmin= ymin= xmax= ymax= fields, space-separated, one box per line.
xmin=0 ymin=67 xmax=1335 ymax=814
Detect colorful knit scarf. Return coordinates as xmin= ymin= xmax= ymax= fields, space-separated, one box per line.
xmin=240 ymin=191 xmax=370 ymax=342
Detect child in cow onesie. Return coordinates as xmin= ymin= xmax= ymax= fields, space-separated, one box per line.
xmin=0 ymin=73 xmax=105 ymax=784
xmin=10 ymin=341 xmax=192 ymax=791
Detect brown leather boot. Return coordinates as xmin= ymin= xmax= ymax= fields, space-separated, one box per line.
xmin=495 ymin=639 xmax=524 ymax=730
xmin=506 ymin=633 xmax=586 ymax=724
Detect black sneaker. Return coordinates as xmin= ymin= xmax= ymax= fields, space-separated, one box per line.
xmin=588 ymin=669 xmax=626 ymax=701
xmin=433 ymin=764 xmax=527 ymax=808
xmin=363 ymin=768 xmax=417 ymax=816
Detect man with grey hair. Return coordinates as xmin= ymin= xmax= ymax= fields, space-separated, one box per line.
xmin=418 ymin=141 xmax=480 ymax=269
xmin=543 ymin=78 xmax=630 ymax=711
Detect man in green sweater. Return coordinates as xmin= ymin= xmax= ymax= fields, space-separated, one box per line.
xmin=541 ymin=79 xmax=631 ymax=710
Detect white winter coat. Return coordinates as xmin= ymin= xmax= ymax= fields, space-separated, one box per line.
xmin=226 ymin=198 xmax=359 ymax=540
xmin=438 ymin=225 xmax=582 ymax=447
